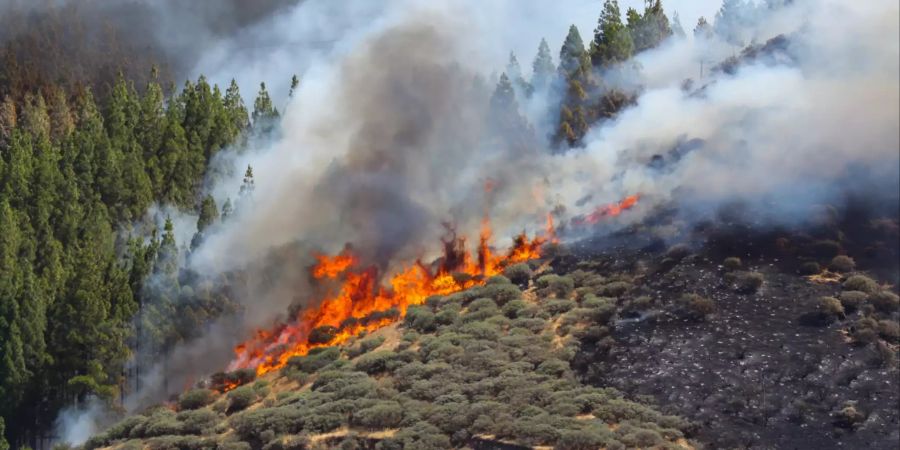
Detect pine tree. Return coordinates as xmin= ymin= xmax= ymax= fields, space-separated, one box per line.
xmin=138 ymin=70 xmax=166 ymax=196
xmin=221 ymin=198 xmax=233 ymax=221
xmin=671 ymin=10 xmax=686 ymax=38
xmin=591 ymin=0 xmax=634 ymax=67
xmin=289 ymin=75 xmax=300 ymax=98
xmin=531 ymin=38 xmax=556 ymax=90
xmin=715 ymin=0 xmax=751 ymax=46
xmin=627 ymin=0 xmax=672 ymax=53
xmin=46 ymin=85 xmax=74 ymax=144
xmin=191 ymin=195 xmax=218 ymax=250
xmin=252 ymin=82 xmax=279 ymax=135
xmin=0 ymin=96 xmax=16 ymax=148
xmin=224 ymin=79 xmax=250 ymax=134
xmin=559 ymin=25 xmax=589 ymax=77
xmin=0 ymin=200 xmax=27 ymax=413
xmin=694 ymin=16 xmax=713 ymax=39
xmin=239 ymin=165 xmax=255 ymax=197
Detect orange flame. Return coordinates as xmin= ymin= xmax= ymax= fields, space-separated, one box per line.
xmin=226 ymin=219 xmax=551 ymax=378
xmin=574 ymin=194 xmax=641 ymax=226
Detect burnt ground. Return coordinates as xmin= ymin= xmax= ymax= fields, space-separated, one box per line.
xmin=566 ymin=219 xmax=900 ymax=450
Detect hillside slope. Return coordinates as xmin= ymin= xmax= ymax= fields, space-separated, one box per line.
xmin=83 ymin=263 xmax=696 ymax=450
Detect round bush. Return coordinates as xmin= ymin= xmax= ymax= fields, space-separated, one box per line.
xmin=732 ymin=271 xmax=764 ymax=294
xmin=503 ymin=263 xmax=533 ymax=286
xmin=868 ymin=290 xmax=899 ymax=313
xmin=839 ymin=291 xmax=868 ymax=313
xmin=723 ymin=257 xmax=742 ymax=271
xmin=178 ymin=389 xmax=217 ymax=411
xmin=227 ymin=386 xmax=257 ymax=413
xmin=799 ymin=261 xmax=821 ymax=275
xmin=830 ymin=255 xmax=856 ymax=273
xmin=843 ymin=275 xmax=878 ymax=294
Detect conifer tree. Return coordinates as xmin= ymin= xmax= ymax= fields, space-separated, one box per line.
xmin=289 ymin=75 xmax=300 ymax=98
xmin=224 ymin=79 xmax=250 ymax=134
xmin=591 ymin=0 xmax=634 ymax=67
xmin=694 ymin=16 xmax=713 ymax=39
xmin=671 ymin=10 xmax=686 ymax=38
xmin=559 ymin=25 xmax=589 ymax=77
xmin=531 ymin=38 xmax=556 ymax=90
xmin=240 ymin=165 xmax=255 ymax=197
xmin=252 ymin=82 xmax=279 ymax=135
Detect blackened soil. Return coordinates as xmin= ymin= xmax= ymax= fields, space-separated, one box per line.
xmin=570 ymin=243 xmax=899 ymax=450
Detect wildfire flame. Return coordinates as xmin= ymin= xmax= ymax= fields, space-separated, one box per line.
xmin=573 ymin=194 xmax=641 ymax=226
xmin=226 ymin=217 xmax=554 ymax=379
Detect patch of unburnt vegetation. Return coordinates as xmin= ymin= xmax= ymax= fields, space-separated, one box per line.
xmin=87 ymin=274 xmax=691 ymax=450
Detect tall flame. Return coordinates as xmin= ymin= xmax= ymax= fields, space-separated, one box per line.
xmin=226 ymin=217 xmax=554 ymax=378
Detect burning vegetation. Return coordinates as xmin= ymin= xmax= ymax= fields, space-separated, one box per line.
xmin=227 ymin=218 xmax=556 ymax=379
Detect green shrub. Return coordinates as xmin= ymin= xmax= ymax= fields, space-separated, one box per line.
xmin=839 ymin=291 xmax=868 ymax=313
xmin=674 ymin=294 xmax=714 ymax=321
xmin=799 ymin=261 xmax=821 ymax=275
xmin=868 ymin=290 xmax=899 ymax=313
xmin=545 ymin=299 xmax=577 ymax=315
xmin=502 ymin=299 xmax=528 ymax=318
xmin=227 ymin=386 xmax=257 ymax=413
xmin=405 ymin=306 xmax=437 ymax=333
xmin=536 ymin=359 xmax=569 ymax=377
xmin=178 ymin=389 xmax=217 ymax=411
xmin=479 ymin=283 xmax=522 ymax=306
xmin=308 ymin=325 xmax=339 ymax=345
xmin=286 ymin=346 xmax=341 ymax=374
xmin=176 ymin=409 xmax=218 ymax=435
xmin=486 ymin=275 xmax=511 ymax=285
xmin=348 ymin=335 xmax=386 ymax=358
xmin=352 ymin=401 xmax=404 ymax=430
xmin=597 ymin=281 xmax=631 ymax=297
xmin=830 ymin=255 xmax=856 ymax=272
xmin=378 ymin=422 xmax=452 ymax=450
xmin=230 ymin=406 xmax=304 ymax=440
xmin=433 ymin=308 xmax=458 ymax=326
xmin=503 ymin=263 xmax=533 ymax=286
xmin=723 ymin=257 xmax=742 ymax=271
xmin=731 ymin=271 xmax=764 ymax=293
xmin=557 ymin=428 xmax=618 ymax=450
xmin=143 ymin=410 xmax=182 ymax=437
xmin=537 ymin=275 xmax=575 ymax=298
xmin=843 ymin=275 xmax=878 ymax=293
xmin=353 ymin=350 xmax=410 ymax=374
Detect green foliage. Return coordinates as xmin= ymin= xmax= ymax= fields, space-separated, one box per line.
xmin=404 ymin=306 xmax=437 ymax=333
xmin=286 ymin=346 xmax=341 ymax=374
xmin=537 ymin=275 xmax=575 ymax=298
xmin=591 ymin=1 xmax=635 ymax=67
xmin=354 ymin=350 xmax=412 ymax=375
xmin=503 ymin=263 xmax=533 ymax=286
xmin=178 ymin=389 xmax=217 ymax=411
xmin=348 ymin=335 xmax=386 ymax=358
xmin=227 ymin=385 xmax=258 ymax=413
xmin=352 ymin=401 xmax=404 ymax=430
